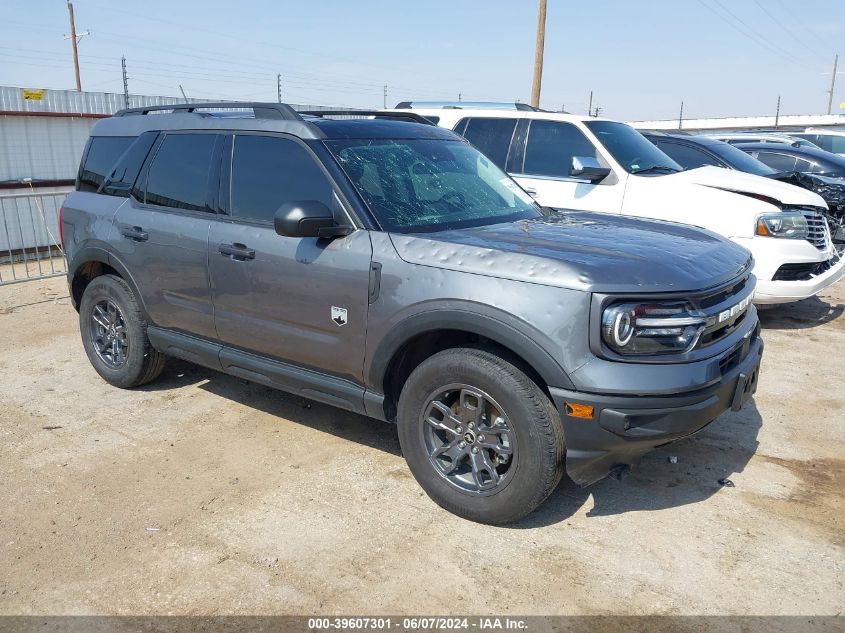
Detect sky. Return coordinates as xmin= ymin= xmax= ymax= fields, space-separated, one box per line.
xmin=1 ymin=0 xmax=843 ymax=121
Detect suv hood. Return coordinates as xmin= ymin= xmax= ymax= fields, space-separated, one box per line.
xmin=668 ymin=166 xmax=827 ymax=208
xmin=390 ymin=211 xmax=752 ymax=293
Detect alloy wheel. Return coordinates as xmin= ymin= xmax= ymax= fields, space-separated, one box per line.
xmin=420 ymin=384 xmax=517 ymax=495
xmin=89 ymin=299 xmax=129 ymax=368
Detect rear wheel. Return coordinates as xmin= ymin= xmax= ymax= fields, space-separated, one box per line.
xmin=79 ymin=274 xmax=165 ymax=388
xmin=397 ymin=347 xmax=565 ymax=524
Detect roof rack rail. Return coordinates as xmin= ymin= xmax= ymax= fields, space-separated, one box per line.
xmin=114 ymin=102 xmax=302 ymax=121
xmin=299 ymin=110 xmax=435 ymax=126
xmin=394 ymin=101 xmax=544 ymax=112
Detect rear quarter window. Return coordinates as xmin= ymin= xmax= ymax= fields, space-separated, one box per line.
xmin=77 ymin=136 xmax=134 ymax=193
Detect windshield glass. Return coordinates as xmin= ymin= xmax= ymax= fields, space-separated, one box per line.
xmin=326 ymin=139 xmax=541 ymax=233
xmin=584 ymin=121 xmax=681 ymax=174
xmin=710 ymin=142 xmax=776 ymax=176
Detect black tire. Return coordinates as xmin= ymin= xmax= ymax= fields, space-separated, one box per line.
xmin=397 ymin=347 xmax=565 ymax=525
xmin=79 ymin=274 xmax=165 ymax=389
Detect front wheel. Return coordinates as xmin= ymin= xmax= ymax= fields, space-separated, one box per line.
xmin=397 ymin=348 xmax=565 ymax=524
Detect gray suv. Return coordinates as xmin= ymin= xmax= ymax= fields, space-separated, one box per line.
xmin=62 ymin=102 xmax=763 ymax=524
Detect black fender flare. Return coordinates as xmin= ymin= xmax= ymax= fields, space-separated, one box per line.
xmin=366 ymin=309 xmax=575 ymax=395
xmin=67 ymin=246 xmax=149 ymax=320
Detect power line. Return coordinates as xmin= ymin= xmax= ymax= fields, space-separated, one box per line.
xmin=751 ymin=0 xmax=830 ymax=59
xmin=773 ymin=0 xmax=842 ymax=53
xmin=696 ymin=0 xmax=814 ymax=69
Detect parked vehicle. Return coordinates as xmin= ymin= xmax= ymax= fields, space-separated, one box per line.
xmin=644 ymin=133 xmax=845 ymax=243
xmin=644 ymin=131 xmax=778 ymax=176
xmin=62 ymin=102 xmax=763 ymax=524
xmin=394 ymin=104 xmax=844 ymax=304
xmin=699 ymin=131 xmax=820 ymax=150
xmin=733 ymin=142 xmax=845 ymax=179
xmin=791 ymin=128 xmax=845 ymax=157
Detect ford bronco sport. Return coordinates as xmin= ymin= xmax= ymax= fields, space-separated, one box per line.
xmin=62 ymin=102 xmax=763 ymax=524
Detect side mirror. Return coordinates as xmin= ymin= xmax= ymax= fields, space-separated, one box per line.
xmin=274 ymin=201 xmax=350 ymax=238
xmin=570 ymin=156 xmax=611 ymax=183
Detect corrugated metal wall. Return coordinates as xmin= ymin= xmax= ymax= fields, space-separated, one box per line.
xmin=1 ymin=117 xmax=94 ymax=182
xmin=0 ymin=85 xmax=346 ymax=183
xmin=0 ymin=86 xmax=343 ymax=254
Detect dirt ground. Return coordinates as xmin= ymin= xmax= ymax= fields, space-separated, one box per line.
xmin=0 ymin=275 xmax=842 ymax=616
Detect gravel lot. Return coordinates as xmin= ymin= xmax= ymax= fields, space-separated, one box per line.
xmin=0 ymin=275 xmax=842 ymax=616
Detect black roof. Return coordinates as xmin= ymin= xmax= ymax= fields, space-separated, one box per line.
xmin=642 ymin=132 xmax=728 ymax=149
xmin=94 ymin=102 xmax=457 ymax=141
xmin=308 ymin=118 xmax=457 ymax=140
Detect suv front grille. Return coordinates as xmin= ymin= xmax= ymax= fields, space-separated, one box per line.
xmin=693 ymin=274 xmax=754 ymax=351
xmin=798 ymin=209 xmax=830 ymax=249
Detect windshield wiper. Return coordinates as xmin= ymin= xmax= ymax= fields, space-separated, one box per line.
xmin=630 ymin=165 xmax=680 ymax=174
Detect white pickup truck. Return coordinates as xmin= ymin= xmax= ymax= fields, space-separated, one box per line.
xmin=392 ymin=103 xmax=844 ymax=304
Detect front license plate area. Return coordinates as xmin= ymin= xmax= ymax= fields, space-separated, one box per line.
xmin=730 ymin=363 xmax=760 ymax=412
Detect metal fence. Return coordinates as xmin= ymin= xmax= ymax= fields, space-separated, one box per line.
xmin=0 ymin=191 xmax=68 ymax=285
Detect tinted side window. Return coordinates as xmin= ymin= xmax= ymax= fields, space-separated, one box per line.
xmin=828 ymin=136 xmax=845 ymax=153
xmin=657 ymin=141 xmax=723 ymax=170
xmin=793 ymin=134 xmax=824 ymax=150
xmin=523 ymin=120 xmax=597 ymax=178
xmin=754 ymin=152 xmax=797 ymax=172
xmin=459 ymin=118 xmax=517 ymax=170
xmin=101 ymin=131 xmax=158 ymax=198
xmin=145 ymin=134 xmax=218 ymax=211
xmin=78 ymin=136 xmax=134 ymax=192
xmin=794 ymin=158 xmax=813 ymax=172
xmin=230 ymin=135 xmax=333 ymax=223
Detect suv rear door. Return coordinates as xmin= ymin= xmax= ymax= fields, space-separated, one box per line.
xmin=209 ymin=133 xmax=372 ymax=386
xmin=113 ymin=131 xmax=221 ymax=338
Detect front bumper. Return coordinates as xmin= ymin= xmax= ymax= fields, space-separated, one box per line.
xmin=754 ymin=251 xmax=845 ymax=304
xmin=550 ymin=332 xmax=763 ymax=486
xmin=732 ymin=235 xmax=844 ymax=304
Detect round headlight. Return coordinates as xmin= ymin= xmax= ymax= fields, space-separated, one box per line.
xmin=602 ymin=305 xmax=635 ymax=348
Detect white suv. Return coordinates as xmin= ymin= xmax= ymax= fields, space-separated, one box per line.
xmin=792 ymin=128 xmax=845 ymax=157
xmin=390 ymin=104 xmax=844 ymax=305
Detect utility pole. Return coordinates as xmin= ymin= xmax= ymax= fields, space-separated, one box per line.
xmin=179 ymin=85 xmax=188 ymax=100
xmin=587 ymin=90 xmax=593 ymax=116
xmin=775 ymin=95 xmax=781 ymax=128
xmin=64 ymin=2 xmax=89 ymax=91
xmin=277 ymin=73 xmax=282 ymax=103
xmin=530 ymin=0 xmax=547 ymax=108
xmin=383 ymin=85 xmax=388 ymax=109
xmin=827 ymin=54 xmax=839 ymax=115
xmin=121 ymin=56 xmax=129 ymax=108
xmin=458 ymin=93 xmax=462 ymax=102
xmin=678 ymin=100 xmax=684 ymax=130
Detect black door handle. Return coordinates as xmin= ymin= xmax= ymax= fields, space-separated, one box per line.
xmin=218 ymin=242 xmax=255 ymax=261
xmin=120 ymin=225 xmax=148 ymax=242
